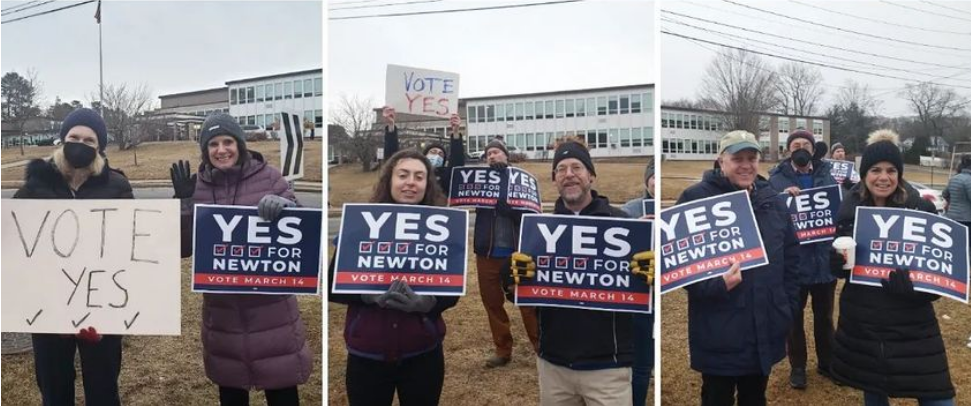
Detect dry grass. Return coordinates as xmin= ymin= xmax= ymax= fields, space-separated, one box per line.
xmin=1 ymin=258 xmax=323 ymax=405
xmin=660 ymin=160 xmax=971 ymax=405
xmin=1 ymin=141 xmax=323 ymax=183
xmin=660 ymin=283 xmax=971 ymax=405
xmin=327 ymin=236 xmax=656 ymax=405
xmin=328 ymin=159 xmax=651 ymax=208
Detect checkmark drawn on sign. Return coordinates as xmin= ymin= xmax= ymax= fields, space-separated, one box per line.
xmin=72 ymin=312 xmax=92 ymax=328
xmin=124 ymin=312 xmax=141 ymax=330
xmin=25 ymin=309 xmax=43 ymax=326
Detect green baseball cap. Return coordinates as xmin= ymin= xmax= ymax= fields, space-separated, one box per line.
xmin=719 ymin=130 xmax=761 ymax=155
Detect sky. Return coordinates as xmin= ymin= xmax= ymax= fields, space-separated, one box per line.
xmin=1 ymin=1 xmax=322 ymax=107
xmin=660 ymin=0 xmax=971 ymax=117
xmin=328 ymin=0 xmax=655 ymax=112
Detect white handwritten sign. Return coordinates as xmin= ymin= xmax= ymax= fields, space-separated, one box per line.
xmin=385 ymin=64 xmax=460 ymax=119
xmin=1 ymin=199 xmax=182 ymax=335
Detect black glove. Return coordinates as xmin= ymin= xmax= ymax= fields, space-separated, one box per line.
xmin=170 ymin=160 xmax=196 ymax=199
xmin=829 ymin=247 xmax=849 ymax=279
xmin=881 ymin=269 xmax=916 ymax=297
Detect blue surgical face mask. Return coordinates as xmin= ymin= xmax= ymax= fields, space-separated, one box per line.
xmin=427 ymin=154 xmax=444 ymax=168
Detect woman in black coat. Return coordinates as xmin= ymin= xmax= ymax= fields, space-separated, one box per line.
xmin=830 ymin=130 xmax=955 ymax=406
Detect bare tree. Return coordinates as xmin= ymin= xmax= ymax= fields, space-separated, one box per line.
xmin=903 ymin=83 xmax=970 ymax=148
xmin=774 ymin=62 xmax=824 ymax=117
xmin=2 ymin=69 xmax=43 ymax=155
xmin=331 ymin=94 xmax=379 ymax=172
xmin=663 ymin=98 xmax=704 ymax=109
xmin=92 ymin=83 xmax=155 ymax=151
xmin=835 ymin=80 xmax=883 ymax=116
xmin=698 ymin=49 xmax=778 ymax=136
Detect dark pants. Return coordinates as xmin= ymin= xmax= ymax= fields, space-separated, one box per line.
xmin=218 ymin=386 xmax=299 ymax=406
xmin=787 ymin=281 xmax=836 ymax=371
xmin=32 ymin=333 xmax=122 ymax=406
xmin=632 ymin=313 xmax=654 ymax=406
xmin=346 ymin=346 xmax=445 ymax=406
xmin=701 ymin=374 xmax=769 ymax=406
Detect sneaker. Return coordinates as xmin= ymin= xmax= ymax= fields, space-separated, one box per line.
xmin=789 ymin=367 xmax=807 ymax=389
xmin=485 ymin=355 xmax=511 ymax=368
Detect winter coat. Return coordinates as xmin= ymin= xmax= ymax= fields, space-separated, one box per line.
xmin=383 ymin=126 xmax=465 ymax=195
xmin=943 ymin=169 xmax=971 ymax=222
xmin=768 ymin=159 xmax=838 ymax=286
xmin=830 ymin=183 xmax=954 ymax=400
xmin=328 ymin=259 xmax=459 ymax=362
xmin=180 ymin=151 xmax=312 ymax=390
xmin=533 ymin=191 xmax=636 ymax=370
xmin=677 ymin=170 xmax=803 ymax=376
xmin=14 ymin=158 xmax=133 ymax=199
xmin=621 ymin=192 xmax=652 ymax=218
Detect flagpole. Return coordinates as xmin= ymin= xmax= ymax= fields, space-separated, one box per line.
xmin=97 ymin=0 xmax=103 ymax=114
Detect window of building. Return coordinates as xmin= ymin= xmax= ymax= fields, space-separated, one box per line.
xmin=597 ymin=130 xmax=608 ymax=148
xmin=256 ymin=85 xmax=265 ymax=102
xmin=597 ymin=96 xmax=607 ymax=115
xmin=535 ymin=101 xmax=544 ymax=120
xmin=468 ymin=106 xmax=478 ymax=123
xmin=661 ymin=112 xmax=668 ymax=128
xmin=631 ymin=94 xmax=641 ymax=113
xmin=274 ymin=83 xmax=283 ymax=100
xmin=632 ymin=127 xmax=643 ymax=147
xmin=284 ymin=82 xmax=292 ymax=99
xmin=545 ymin=100 xmax=554 ymax=119
xmin=247 ymin=116 xmax=256 ymax=126
xmin=565 ymin=99 xmax=575 ymax=118
xmin=525 ymin=102 xmax=534 ymax=120
xmin=294 ymin=80 xmax=303 ymax=98
xmin=505 ymin=103 xmax=514 ymax=121
xmin=247 ymin=87 xmax=254 ymax=103
xmin=620 ymin=95 xmax=630 ymax=114
xmin=620 ymin=128 xmax=631 ymax=147
xmin=486 ymin=105 xmax=495 ymax=122
xmin=230 ymin=88 xmax=238 ymax=105
xmin=477 ymin=105 xmax=486 ymax=123
xmin=691 ymin=114 xmax=698 ymax=130
xmin=315 ymin=109 xmax=323 ymax=127
xmin=644 ymin=92 xmax=653 ymax=112
xmin=303 ymin=111 xmax=313 ymax=128
xmin=576 ymin=99 xmax=585 ymax=117
xmin=497 ymin=104 xmax=506 ymax=122
xmin=608 ymin=95 xmax=618 ymax=115
xmin=609 ymin=129 xmax=619 ymax=147
xmin=314 ymin=78 xmax=323 ymax=96
xmin=555 ymin=100 xmax=564 ymax=118
xmin=515 ymin=102 xmax=524 ymax=121
xmin=256 ymin=115 xmax=265 ymax=129
xmin=586 ymin=130 xmax=597 ymax=149
xmin=304 ymin=79 xmax=313 ymax=97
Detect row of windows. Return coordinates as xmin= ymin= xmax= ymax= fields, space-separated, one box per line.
xmin=466 ymin=92 xmax=653 ymax=123
xmin=187 ymin=108 xmax=230 ymax=117
xmin=662 ymin=138 xmax=720 ymax=155
xmin=663 ymin=112 xmax=825 ymax=136
xmin=230 ymin=77 xmax=323 ymax=105
xmin=233 ymin=109 xmax=323 ymax=129
xmin=467 ymin=127 xmax=654 ymax=153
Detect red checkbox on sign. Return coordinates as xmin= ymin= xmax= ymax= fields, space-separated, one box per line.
xmin=396 ymin=243 xmax=410 ymax=254
xmin=248 ymin=246 xmax=262 ymax=257
xmin=662 ymin=243 xmax=673 ymax=255
xmin=871 ymin=241 xmax=883 ymax=251
xmin=377 ymin=242 xmax=392 ymax=254
xmin=573 ymin=257 xmax=588 ymax=270
xmin=231 ymin=245 xmax=245 ymax=257
xmin=886 ymin=242 xmax=899 ymax=252
xmin=692 ymin=233 xmax=705 ymax=244
xmin=537 ymin=256 xmax=551 ymax=267
xmin=213 ymin=244 xmax=227 ymax=257
xmin=677 ymin=238 xmax=689 ymax=250
xmin=359 ymin=242 xmax=373 ymax=253
xmin=903 ymin=243 xmax=916 ymax=254
xmin=555 ymin=257 xmax=569 ymax=269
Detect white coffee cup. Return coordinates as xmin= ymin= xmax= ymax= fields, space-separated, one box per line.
xmin=832 ymin=237 xmax=856 ymax=270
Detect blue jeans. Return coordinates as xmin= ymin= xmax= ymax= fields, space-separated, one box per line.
xmin=632 ymin=313 xmax=654 ymax=406
xmin=864 ymin=392 xmax=954 ymax=406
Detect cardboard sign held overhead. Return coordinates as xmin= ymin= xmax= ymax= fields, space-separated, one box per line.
xmin=1 ymin=199 xmax=182 ymax=335
xmin=279 ymin=111 xmax=304 ymax=181
xmin=385 ymin=64 xmax=460 ymax=119
xmin=192 ymin=204 xmax=323 ymax=295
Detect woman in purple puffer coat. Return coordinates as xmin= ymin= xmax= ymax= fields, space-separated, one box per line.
xmin=171 ymin=113 xmax=312 ymax=406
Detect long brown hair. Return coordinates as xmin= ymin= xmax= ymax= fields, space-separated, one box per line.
xmin=370 ymin=150 xmax=445 ymax=206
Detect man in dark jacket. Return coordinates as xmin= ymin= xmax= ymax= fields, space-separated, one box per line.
xmin=677 ymin=130 xmax=802 ymax=406
xmin=509 ymin=140 xmax=648 ymax=405
xmin=14 ymin=108 xmax=133 ymax=406
xmin=767 ymin=130 xmax=839 ymax=389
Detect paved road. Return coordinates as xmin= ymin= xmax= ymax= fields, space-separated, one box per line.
xmin=1 ymin=188 xmax=322 ymax=208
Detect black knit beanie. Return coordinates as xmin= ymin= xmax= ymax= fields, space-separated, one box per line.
xmin=199 ymin=113 xmax=248 ymax=165
xmin=60 ymin=108 xmax=109 ymax=153
xmin=860 ymin=131 xmax=903 ymax=178
xmin=552 ymin=141 xmax=596 ymax=179
xmin=423 ymin=142 xmax=447 ymax=161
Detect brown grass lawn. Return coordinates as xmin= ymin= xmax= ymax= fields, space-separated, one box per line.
xmin=328 ymin=159 xmax=652 ymax=208
xmin=661 ymin=284 xmax=971 ymax=405
xmin=660 ymin=160 xmax=971 ymax=405
xmin=1 ymin=259 xmax=323 ymax=405
xmin=1 ymin=140 xmax=323 ymax=183
xmin=327 ymin=236 xmax=655 ymax=405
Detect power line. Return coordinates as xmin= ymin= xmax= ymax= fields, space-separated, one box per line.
xmin=662 ymin=10 xmax=968 ymax=70
xmin=789 ymin=0 xmax=971 ymax=36
xmin=1 ymin=0 xmax=56 ymax=16
xmin=661 ymin=30 xmax=971 ymax=90
xmin=330 ymin=0 xmax=443 ymax=12
xmin=721 ymin=0 xmax=971 ymax=52
xmin=1 ymin=0 xmax=41 ymax=13
xmin=1 ymin=0 xmax=95 ymax=25
xmin=662 ymin=16 xmax=971 ymax=84
xmin=329 ymin=0 xmax=387 ymax=5
xmin=330 ymin=0 xmax=584 ymax=21
xmin=919 ymin=0 xmax=971 ymax=17
xmin=880 ymin=0 xmax=971 ymax=23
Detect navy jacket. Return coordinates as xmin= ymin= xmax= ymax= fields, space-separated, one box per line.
xmin=677 ymin=170 xmax=802 ymax=376
xmin=768 ymin=159 xmax=838 ymax=286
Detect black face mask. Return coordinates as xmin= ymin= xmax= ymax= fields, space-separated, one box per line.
xmin=792 ymin=149 xmax=812 ymax=168
xmin=63 ymin=142 xmax=97 ymax=168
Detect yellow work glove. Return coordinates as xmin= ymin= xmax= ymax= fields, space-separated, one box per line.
xmin=631 ymin=251 xmax=655 ymax=286
xmin=510 ymin=252 xmax=536 ymax=284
